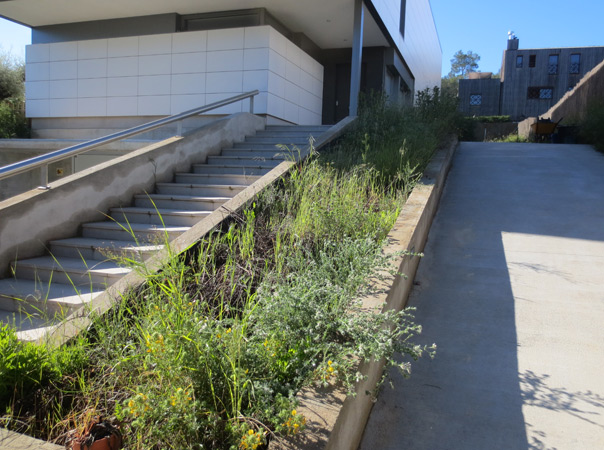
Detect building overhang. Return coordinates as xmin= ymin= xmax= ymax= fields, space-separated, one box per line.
xmin=0 ymin=0 xmax=389 ymax=50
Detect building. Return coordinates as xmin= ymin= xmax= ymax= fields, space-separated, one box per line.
xmin=460 ymin=36 xmax=604 ymax=120
xmin=0 ymin=0 xmax=442 ymax=136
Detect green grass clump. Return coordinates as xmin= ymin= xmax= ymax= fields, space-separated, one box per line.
xmin=579 ymin=101 xmax=604 ymax=151
xmin=0 ymin=89 xmax=455 ymax=449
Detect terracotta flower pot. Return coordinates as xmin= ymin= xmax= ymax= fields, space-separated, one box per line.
xmin=70 ymin=419 xmax=122 ymax=450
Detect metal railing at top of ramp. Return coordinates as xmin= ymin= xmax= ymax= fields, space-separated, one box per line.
xmin=0 ymin=90 xmax=259 ymax=189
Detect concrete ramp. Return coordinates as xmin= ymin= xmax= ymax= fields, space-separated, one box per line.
xmin=361 ymin=142 xmax=604 ymax=449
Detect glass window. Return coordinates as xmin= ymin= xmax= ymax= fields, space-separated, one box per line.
xmin=470 ymin=94 xmax=482 ymax=106
xmin=400 ymin=0 xmax=406 ymax=37
xmin=528 ymin=87 xmax=553 ymax=99
xmin=539 ymin=88 xmax=553 ymax=99
xmin=529 ymin=54 xmax=536 ymax=68
xmin=516 ymin=55 xmax=523 ymax=68
xmin=570 ymin=53 xmax=581 ymax=74
xmin=548 ymin=55 xmax=559 ymax=74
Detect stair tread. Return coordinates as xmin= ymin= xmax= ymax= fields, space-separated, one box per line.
xmin=157 ymin=182 xmax=250 ymax=188
xmin=135 ymin=193 xmax=230 ymax=201
xmin=13 ymin=256 xmax=131 ymax=276
xmin=83 ymin=221 xmax=190 ymax=232
xmin=111 ymin=207 xmax=213 ymax=216
xmin=49 ymin=237 xmax=163 ymax=252
xmin=0 ymin=278 xmax=103 ymax=304
xmin=193 ymin=163 xmax=279 ymax=168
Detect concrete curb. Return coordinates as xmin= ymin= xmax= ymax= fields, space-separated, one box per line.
xmin=272 ymin=136 xmax=458 ymax=450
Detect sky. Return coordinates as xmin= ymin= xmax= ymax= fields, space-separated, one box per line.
xmin=2 ymin=1 xmax=604 ymax=75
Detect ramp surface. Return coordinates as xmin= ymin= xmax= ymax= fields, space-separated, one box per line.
xmin=361 ymin=142 xmax=604 ymax=449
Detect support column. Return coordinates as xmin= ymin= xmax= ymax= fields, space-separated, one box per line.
xmin=349 ymin=0 xmax=364 ymax=116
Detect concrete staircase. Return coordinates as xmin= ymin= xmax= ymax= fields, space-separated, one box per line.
xmin=0 ymin=125 xmax=330 ymax=338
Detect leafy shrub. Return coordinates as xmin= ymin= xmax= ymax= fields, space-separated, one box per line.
xmin=0 ymin=99 xmax=29 ymax=138
xmin=579 ymin=101 xmax=604 ymax=151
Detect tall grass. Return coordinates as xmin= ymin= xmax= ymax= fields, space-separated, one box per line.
xmin=0 ymin=89 xmax=455 ymax=449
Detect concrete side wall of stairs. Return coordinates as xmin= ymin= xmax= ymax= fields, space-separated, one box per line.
xmin=0 ymin=112 xmax=265 ymax=278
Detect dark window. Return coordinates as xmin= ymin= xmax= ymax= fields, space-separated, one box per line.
xmin=516 ymin=55 xmax=523 ymax=68
xmin=469 ymin=94 xmax=482 ymax=106
xmin=529 ymin=54 xmax=536 ymax=68
xmin=548 ymin=55 xmax=559 ymax=74
xmin=570 ymin=53 xmax=581 ymax=74
xmin=528 ymin=86 xmax=553 ymax=99
xmin=400 ymin=0 xmax=406 ymax=37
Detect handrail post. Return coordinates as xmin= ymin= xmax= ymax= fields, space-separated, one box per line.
xmin=176 ymin=121 xmax=183 ymax=137
xmin=249 ymin=96 xmax=254 ymax=114
xmin=39 ymin=164 xmax=49 ymax=190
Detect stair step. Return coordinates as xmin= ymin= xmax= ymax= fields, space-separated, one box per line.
xmin=156 ymin=182 xmax=246 ymax=197
xmin=232 ymin=142 xmax=303 ymax=150
xmin=0 ymin=308 xmax=61 ymax=341
xmin=243 ymin=136 xmax=311 ymax=144
xmin=174 ymin=172 xmax=261 ymax=185
xmin=265 ymin=125 xmax=330 ymax=132
xmin=110 ymin=206 xmax=212 ymax=226
xmin=134 ymin=193 xmax=228 ymax=211
xmin=221 ymin=149 xmax=294 ymax=159
xmin=82 ymin=221 xmax=188 ymax=242
xmin=49 ymin=237 xmax=161 ymax=261
xmin=10 ymin=256 xmax=130 ymax=288
xmin=255 ymin=130 xmax=326 ymax=138
xmin=0 ymin=278 xmax=103 ymax=316
xmin=192 ymin=164 xmax=274 ymax=176
xmin=207 ymin=156 xmax=283 ymax=167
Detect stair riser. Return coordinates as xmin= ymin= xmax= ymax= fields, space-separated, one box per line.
xmin=207 ymin=157 xmax=282 ymax=167
xmin=221 ymin=150 xmax=292 ymax=159
xmin=82 ymin=225 xmax=182 ymax=243
xmin=134 ymin=196 xmax=222 ymax=211
xmin=192 ymin=165 xmax=273 ymax=176
xmin=244 ymin=137 xmax=311 ymax=144
xmin=0 ymin=293 xmax=82 ymax=317
xmin=232 ymin=142 xmax=304 ymax=150
xmin=9 ymin=264 xmax=122 ymax=289
xmin=174 ymin=173 xmax=260 ymax=185
xmin=255 ymin=131 xmax=324 ymax=138
xmin=48 ymin=244 xmax=152 ymax=262
xmin=110 ymin=209 xmax=208 ymax=227
xmin=156 ymin=184 xmax=244 ymax=197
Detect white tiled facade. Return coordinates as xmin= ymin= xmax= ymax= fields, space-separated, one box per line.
xmin=25 ymin=26 xmax=324 ymax=125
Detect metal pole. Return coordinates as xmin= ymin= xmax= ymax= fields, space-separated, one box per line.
xmin=177 ymin=121 xmax=183 ymax=137
xmin=39 ymin=164 xmax=49 ymax=190
xmin=349 ymin=0 xmax=364 ymax=116
xmin=250 ymin=96 xmax=254 ymax=114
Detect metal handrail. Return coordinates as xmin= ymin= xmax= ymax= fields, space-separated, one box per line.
xmin=0 ymin=90 xmax=259 ymax=188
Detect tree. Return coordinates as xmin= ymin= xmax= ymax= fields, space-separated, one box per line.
xmin=0 ymin=51 xmax=25 ymax=101
xmin=448 ymin=50 xmax=480 ymax=79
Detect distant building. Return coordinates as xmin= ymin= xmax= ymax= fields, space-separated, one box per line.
xmin=459 ymin=37 xmax=604 ymax=120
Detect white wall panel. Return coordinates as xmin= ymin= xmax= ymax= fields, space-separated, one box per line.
xmin=172 ymin=52 xmax=206 ymax=74
xmin=139 ymin=54 xmax=172 ymax=76
xmin=172 ymin=31 xmax=207 ymax=53
xmin=207 ymin=28 xmax=244 ymax=51
xmin=206 ymin=50 xmax=244 ymax=72
xmin=78 ymin=78 xmax=107 ymax=98
xmin=139 ymin=34 xmax=172 ymax=55
xmin=108 ymin=57 xmax=138 ymax=77
xmin=77 ymin=97 xmax=106 ymax=116
xmin=25 ymin=25 xmax=323 ymax=124
xmin=26 ymin=44 xmax=49 ymax=63
xmin=49 ymin=61 xmax=77 ymax=80
xmin=108 ymin=37 xmax=138 ymax=57
xmin=78 ymin=39 xmax=107 ymax=59
xmin=50 ymin=42 xmax=77 ymax=61
xmin=78 ymin=59 xmax=107 ymax=79
xmin=25 ymin=81 xmax=49 ymax=99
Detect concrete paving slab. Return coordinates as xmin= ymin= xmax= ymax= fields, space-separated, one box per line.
xmin=360 ymin=142 xmax=604 ymax=450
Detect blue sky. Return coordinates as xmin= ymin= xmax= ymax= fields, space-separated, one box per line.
xmin=2 ymin=1 xmax=604 ymax=76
